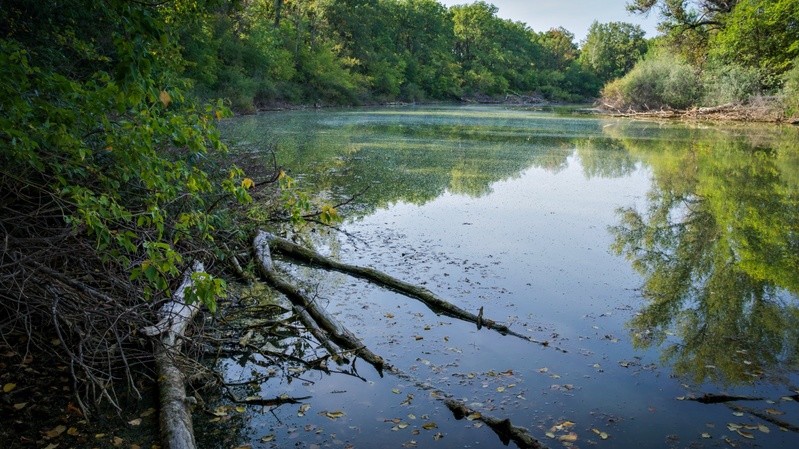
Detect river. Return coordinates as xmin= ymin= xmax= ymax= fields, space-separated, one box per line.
xmin=205 ymin=105 xmax=799 ymax=449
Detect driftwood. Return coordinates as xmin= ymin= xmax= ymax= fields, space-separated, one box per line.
xmin=261 ymin=232 xmax=554 ymax=348
xmin=141 ymin=261 xmax=204 ymax=449
xmin=253 ymin=231 xmax=386 ymax=375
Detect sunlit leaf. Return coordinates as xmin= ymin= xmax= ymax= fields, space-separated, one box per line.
xmin=241 ymin=178 xmax=254 ymax=189
xmin=323 ymin=410 xmax=346 ymax=420
xmin=159 ymin=90 xmax=171 ymax=107
xmin=559 ymin=432 xmax=578 ymax=442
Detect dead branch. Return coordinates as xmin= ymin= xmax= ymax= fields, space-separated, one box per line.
xmin=253 ymin=231 xmax=386 ymax=375
xmin=260 ymin=232 xmax=555 ymax=348
xmin=444 ymin=398 xmax=548 ymax=449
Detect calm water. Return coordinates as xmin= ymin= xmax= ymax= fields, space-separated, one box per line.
xmin=209 ymin=106 xmax=799 ymax=448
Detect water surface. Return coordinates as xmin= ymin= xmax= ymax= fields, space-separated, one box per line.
xmin=211 ymin=106 xmax=799 ymax=449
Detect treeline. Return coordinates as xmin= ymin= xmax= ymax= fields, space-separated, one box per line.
xmin=602 ymin=0 xmax=799 ymax=117
xmin=180 ymin=0 xmax=648 ymax=111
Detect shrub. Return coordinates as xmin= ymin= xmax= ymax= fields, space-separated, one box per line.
xmin=702 ymin=63 xmax=763 ymax=105
xmin=781 ymin=59 xmax=799 ymax=117
xmin=600 ymin=53 xmax=702 ymax=110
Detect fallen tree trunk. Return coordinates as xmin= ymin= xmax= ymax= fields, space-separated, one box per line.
xmin=261 ymin=232 xmax=547 ymax=346
xmin=253 ymin=231 xmax=385 ymax=375
xmin=141 ymin=261 xmax=204 ymax=449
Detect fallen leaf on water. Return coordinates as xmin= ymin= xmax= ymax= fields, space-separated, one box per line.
xmin=545 ymin=432 xmax=556 ymax=439
xmin=323 ymin=410 xmax=346 ymax=420
xmin=736 ymin=430 xmax=754 ymax=439
xmin=466 ymin=413 xmax=481 ymax=421
xmin=3 ymin=383 xmax=16 ymax=393
xmin=392 ymin=388 xmax=401 ymax=394
xmin=422 ymin=422 xmax=438 ymax=430
xmin=701 ymin=433 xmax=711 ymax=438
xmin=549 ymin=420 xmax=575 ymax=432
xmin=758 ymin=424 xmax=769 ymax=433
xmin=298 ymin=404 xmax=311 ymax=417
xmin=402 ymin=440 xmax=418 ymax=448
xmin=13 ymin=402 xmax=27 ymax=410
xmin=765 ymin=408 xmax=784 ymax=415
xmin=559 ymin=432 xmax=578 ymax=442
xmin=384 ymin=313 xmax=395 ymax=319
xmin=732 ymin=411 xmax=744 ymax=417
xmin=433 ymin=432 xmax=444 ymax=440
xmin=44 ymin=425 xmax=67 ymax=439
xmin=414 ymin=335 xmax=424 ymax=341
xmin=128 ymin=418 xmax=142 ymax=426
xmin=496 ymin=386 xmax=506 ymax=392
xmin=235 ymin=405 xmax=246 ymax=413
xmin=67 ymin=427 xmax=79 ymax=436
xmin=95 ymin=433 xmax=107 ymax=439
xmin=591 ymin=428 xmax=609 ymax=439
xmin=112 ymin=436 xmax=124 ymax=446
xmin=260 ymin=434 xmax=275 ymax=442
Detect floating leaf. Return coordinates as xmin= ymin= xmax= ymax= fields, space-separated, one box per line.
xmin=736 ymin=429 xmax=754 ymax=439
xmin=260 ymin=434 xmax=275 ymax=443
xmin=727 ymin=423 xmax=741 ymax=431
xmin=732 ymin=411 xmax=744 ymax=417
xmin=496 ymin=386 xmax=506 ymax=392
xmin=392 ymin=388 xmax=401 ymax=394
xmin=128 ymin=418 xmax=142 ymax=426
xmin=765 ymin=408 xmax=784 ymax=415
xmin=559 ymin=432 xmax=578 ymax=442
xmin=112 ymin=436 xmax=124 ymax=446
xmin=3 ymin=383 xmax=16 ymax=393
xmin=433 ymin=432 xmax=444 ymax=440
xmin=323 ymin=410 xmax=346 ymax=420
xmin=398 ymin=422 xmax=409 ymax=429
xmin=466 ymin=413 xmax=481 ymax=421
xmin=298 ymin=404 xmax=311 ymax=417
xmin=235 ymin=405 xmax=246 ymax=413
xmin=422 ymin=422 xmax=438 ymax=430
xmin=758 ymin=424 xmax=769 ymax=433
xmin=385 ymin=313 xmax=395 ymax=319
xmin=67 ymin=427 xmax=79 ymax=436
xmin=591 ymin=428 xmax=609 ymax=439
xmin=545 ymin=432 xmax=556 ymax=439
xmin=13 ymin=402 xmax=27 ymax=410
xmin=701 ymin=432 xmax=711 ymax=438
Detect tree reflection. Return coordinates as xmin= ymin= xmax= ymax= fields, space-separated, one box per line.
xmin=610 ymin=126 xmax=799 ymax=385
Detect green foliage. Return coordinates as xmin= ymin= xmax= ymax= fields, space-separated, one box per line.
xmin=1 ymin=0 xmax=253 ymax=309
xmin=579 ymin=21 xmax=648 ymax=83
xmin=709 ymin=0 xmax=799 ymax=84
xmin=701 ymin=62 xmax=762 ymax=105
xmin=782 ymin=59 xmax=799 ymax=117
xmin=602 ymin=51 xmax=702 ymax=110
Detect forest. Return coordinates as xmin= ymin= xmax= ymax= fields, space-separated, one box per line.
xmin=1 ymin=0 xmax=798 ymax=447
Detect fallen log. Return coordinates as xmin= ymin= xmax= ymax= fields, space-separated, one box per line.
xmin=253 ymin=231 xmax=385 ymax=375
xmin=141 ymin=261 xmax=204 ymax=449
xmin=261 ymin=232 xmax=551 ymax=347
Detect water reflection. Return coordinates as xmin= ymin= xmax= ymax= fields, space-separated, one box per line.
xmin=608 ymin=123 xmax=799 ymax=385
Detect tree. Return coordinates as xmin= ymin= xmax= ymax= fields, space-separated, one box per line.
xmin=580 ymin=21 xmax=648 ymax=83
xmin=709 ymin=0 xmax=799 ymax=81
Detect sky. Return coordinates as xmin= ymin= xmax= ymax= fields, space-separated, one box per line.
xmin=437 ymin=0 xmax=661 ymax=43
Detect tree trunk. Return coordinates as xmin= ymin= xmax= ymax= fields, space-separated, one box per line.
xmin=142 ymin=261 xmax=204 ymax=449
